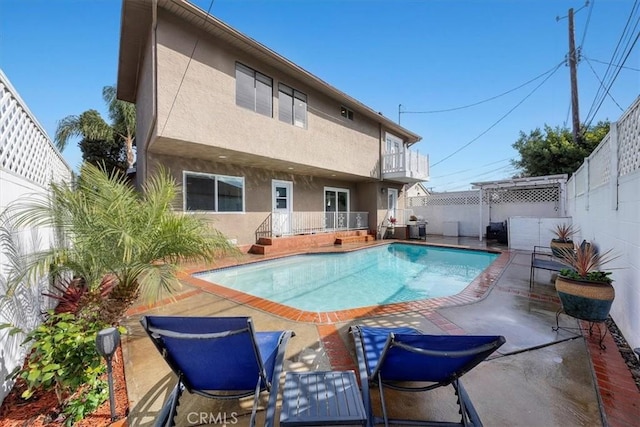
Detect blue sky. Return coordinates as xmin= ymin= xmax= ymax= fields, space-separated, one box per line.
xmin=1 ymin=0 xmax=638 ymax=191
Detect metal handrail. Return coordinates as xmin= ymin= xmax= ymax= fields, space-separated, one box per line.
xmin=255 ymin=211 xmax=369 ymax=240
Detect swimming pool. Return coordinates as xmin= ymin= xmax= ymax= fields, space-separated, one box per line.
xmin=195 ymin=244 xmax=498 ymax=312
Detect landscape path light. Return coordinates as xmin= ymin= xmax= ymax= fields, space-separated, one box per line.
xmin=96 ymin=327 xmax=121 ymax=422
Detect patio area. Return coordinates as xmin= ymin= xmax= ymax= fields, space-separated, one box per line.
xmin=120 ymin=237 xmax=640 ymax=426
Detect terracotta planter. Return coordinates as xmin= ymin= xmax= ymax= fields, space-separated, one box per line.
xmin=555 ymin=275 xmax=614 ymax=322
xmin=550 ymin=239 xmax=574 ymax=258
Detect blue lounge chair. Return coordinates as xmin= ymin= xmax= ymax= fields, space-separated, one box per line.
xmin=350 ymin=325 xmax=505 ymax=427
xmin=141 ymin=316 xmax=294 ymax=427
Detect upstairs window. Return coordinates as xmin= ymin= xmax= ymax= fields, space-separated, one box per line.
xmin=235 ymin=63 xmax=272 ymax=117
xmin=341 ymin=106 xmax=354 ymax=120
xmin=278 ymin=83 xmax=307 ymax=128
xmin=184 ymin=172 xmax=244 ymax=212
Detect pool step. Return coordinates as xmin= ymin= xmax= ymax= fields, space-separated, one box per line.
xmin=249 ymin=231 xmax=375 ymax=255
xmin=334 ymin=234 xmax=376 ymax=245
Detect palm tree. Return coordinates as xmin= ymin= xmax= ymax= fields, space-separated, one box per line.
xmin=8 ymin=163 xmax=237 ymax=324
xmin=103 ymin=85 xmax=136 ymax=169
xmin=55 ymin=85 xmax=136 ymax=170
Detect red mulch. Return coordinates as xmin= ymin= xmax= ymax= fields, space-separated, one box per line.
xmin=0 ymin=347 xmax=128 ymax=427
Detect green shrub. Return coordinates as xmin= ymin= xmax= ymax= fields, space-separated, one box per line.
xmin=14 ymin=311 xmax=109 ymax=424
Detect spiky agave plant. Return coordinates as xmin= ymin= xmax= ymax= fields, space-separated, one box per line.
xmin=557 ymin=242 xmax=618 ymax=284
xmin=551 ymin=223 xmax=578 ymax=242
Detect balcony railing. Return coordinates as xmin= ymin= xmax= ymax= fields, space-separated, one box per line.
xmin=382 ymin=149 xmax=429 ymax=183
xmin=256 ymin=211 xmax=369 ymax=240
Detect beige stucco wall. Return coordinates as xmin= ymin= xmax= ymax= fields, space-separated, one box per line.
xmin=148 ymin=153 xmax=373 ymax=245
xmin=152 ymin=10 xmax=389 ymax=179
xmin=135 ymin=31 xmax=155 ymax=185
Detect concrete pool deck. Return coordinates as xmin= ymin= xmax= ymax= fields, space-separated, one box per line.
xmin=121 ymin=237 xmax=640 ymax=426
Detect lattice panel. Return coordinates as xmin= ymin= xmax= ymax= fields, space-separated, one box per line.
xmin=409 ymin=191 xmax=479 ymax=206
xmin=482 ymin=186 xmax=559 ymax=204
xmin=618 ymin=99 xmax=640 ymax=177
xmin=588 ymin=136 xmax=610 ymax=189
xmin=0 ymin=80 xmax=71 ymax=186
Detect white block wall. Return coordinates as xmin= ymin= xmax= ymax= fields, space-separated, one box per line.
xmin=0 ymin=70 xmax=72 ymax=405
xmin=508 ymin=217 xmax=573 ymax=251
xmin=567 ymin=97 xmax=640 ymax=352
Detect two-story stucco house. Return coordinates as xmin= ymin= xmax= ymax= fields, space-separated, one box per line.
xmin=116 ymin=0 xmax=429 ymax=250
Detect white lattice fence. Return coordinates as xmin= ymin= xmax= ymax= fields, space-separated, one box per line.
xmin=0 ymin=70 xmax=71 ymax=406
xmin=409 ymin=191 xmax=479 ymax=206
xmin=618 ymin=98 xmax=640 ymax=176
xmin=0 ymin=79 xmax=70 ymax=186
xmin=481 ymin=186 xmax=560 ymax=204
xmin=566 ymin=96 xmax=640 ymax=352
xmin=409 ymin=184 xmax=562 ymax=237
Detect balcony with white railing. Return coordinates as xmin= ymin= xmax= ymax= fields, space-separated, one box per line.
xmin=382 ymin=149 xmax=429 ymax=183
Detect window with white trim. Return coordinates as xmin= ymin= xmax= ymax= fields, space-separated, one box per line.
xmin=278 ymin=83 xmax=307 ymax=128
xmin=235 ymin=63 xmax=272 ymax=117
xmin=184 ymin=172 xmax=244 ymax=212
xmin=340 ymin=106 xmax=354 ymax=120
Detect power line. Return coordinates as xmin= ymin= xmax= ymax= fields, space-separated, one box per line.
xmin=579 ymin=0 xmax=594 ymax=49
xmin=584 ymin=57 xmax=625 ymax=112
xmin=161 ymin=0 xmax=216 ymax=135
xmin=430 ymin=62 xmax=564 ymax=169
xmin=563 ymin=99 xmax=572 ymax=128
xmin=584 ymin=56 xmax=640 ymax=72
xmin=430 ymin=157 xmax=512 ymax=179
xmin=399 ymin=61 xmax=564 ymax=115
xmin=434 ymin=165 xmax=519 ymax=191
xmin=584 ymin=22 xmax=640 ymax=126
xmin=584 ymin=28 xmax=639 ymax=126
xmin=583 ymin=0 xmax=639 ymax=126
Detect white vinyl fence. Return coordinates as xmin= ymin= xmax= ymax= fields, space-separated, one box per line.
xmin=0 ymin=70 xmax=72 ymax=405
xmin=567 ymin=96 xmax=640 ymax=352
xmin=408 ymin=183 xmax=565 ymax=239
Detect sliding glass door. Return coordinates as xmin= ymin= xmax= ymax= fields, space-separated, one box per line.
xmin=325 ymin=187 xmax=349 ymax=230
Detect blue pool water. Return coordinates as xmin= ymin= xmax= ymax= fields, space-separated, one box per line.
xmin=195 ymin=244 xmax=498 ymax=312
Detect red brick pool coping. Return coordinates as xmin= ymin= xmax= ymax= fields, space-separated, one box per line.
xmin=124 ymin=242 xmax=640 ymax=426
xmin=128 ymin=243 xmax=510 ymax=323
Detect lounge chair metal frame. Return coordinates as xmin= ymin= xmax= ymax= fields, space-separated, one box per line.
xmin=141 ymin=316 xmax=294 ymax=427
xmin=351 ymin=325 xmax=505 ymax=427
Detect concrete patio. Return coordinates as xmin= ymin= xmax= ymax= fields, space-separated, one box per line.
xmin=120 ymin=237 xmax=638 ymax=426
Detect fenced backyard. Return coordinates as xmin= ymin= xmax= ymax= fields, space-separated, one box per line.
xmin=0 ymin=70 xmax=72 ymax=405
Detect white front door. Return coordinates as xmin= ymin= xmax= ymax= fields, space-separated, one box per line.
xmin=272 ymin=180 xmax=292 ymax=236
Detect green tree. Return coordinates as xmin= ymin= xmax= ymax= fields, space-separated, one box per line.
xmin=511 ymin=121 xmax=610 ymax=177
xmin=8 ymin=163 xmax=237 ymax=324
xmin=55 ymin=85 xmax=136 ymax=173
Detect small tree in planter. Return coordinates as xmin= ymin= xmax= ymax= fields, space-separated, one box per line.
xmin=555 ymin=242 xmax=619 ymax=322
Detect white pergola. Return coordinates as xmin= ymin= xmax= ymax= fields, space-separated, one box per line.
xmin=471 ymin=174 xmax=568 ymax=241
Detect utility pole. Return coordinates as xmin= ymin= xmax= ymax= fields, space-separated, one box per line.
xmin=568 ymin=8 xmax=582 ymax=145
xmin=398 ymin=104 xmax=402 ymax=125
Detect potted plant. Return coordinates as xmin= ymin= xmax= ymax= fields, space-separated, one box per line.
xmin=550 ymin=223 xmax=577 ymax=257
xmin=555 ymin=241 xmax=618 ymax=322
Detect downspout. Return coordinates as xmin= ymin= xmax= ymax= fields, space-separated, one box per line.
xmin=479 ymin=187 xmax=483 ymax=241
xmin=376 ymin=123 xmax=383 ymax=236
xmin=142 ymin=0 xmax=159 ymax=185
xmin=379 ymin=123 xmax=383 ymax=182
